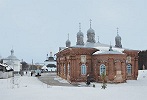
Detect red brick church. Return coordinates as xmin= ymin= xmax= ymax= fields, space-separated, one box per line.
xmin=56 ymin=21 xmax=139 ymax=83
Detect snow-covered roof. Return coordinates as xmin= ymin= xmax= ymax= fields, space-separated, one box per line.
xmin=84 ymin=42 xmax=109 ymax=48
xmin=6 ymin=55 xmax=19 ymax=60
xmin=6 ymin=65 xmax=13 ymax=70
xmin=0 ymin=63 xmax=13 ymax=71
xmin=0 ymin=63 xmax=7 ymax=67
xmin=59 ymin=47 xmax=67 ymax=51
xmin=61 ymin=41 xmax=128 ymax=55
xmin=72 ymin=42 xmax=125 ymax=54
xmin=41 ymin=65 xmax=48 ymax=69
xmin=93 ymin=50 xmax=123 ymax=55
xmin=93 ymin=44 xmax=124 ymax=55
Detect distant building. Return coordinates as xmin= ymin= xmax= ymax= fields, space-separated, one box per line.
xmin=138 ymin=50 xmax=147 ymax=70
xmin=44 ymin=52 xmax=56 ymax=72
xmin=56 ymin=21 xmax=139 ymax=83
xmin=2 ymin=49 xmax=21 ymax=73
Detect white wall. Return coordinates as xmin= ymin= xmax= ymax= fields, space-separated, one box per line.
xmin=3 ymin=60 xmax=21 ymax=72
xmin=47 ymin=67 xmax=56 ymax=72
xmin=44 ymin=61 xmax=56 ymax=66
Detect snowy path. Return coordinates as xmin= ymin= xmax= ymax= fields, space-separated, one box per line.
xmin=0 ymin=70 xmax=147 ymax=100
xmin=38 ymin=72 xmax=73 ymax=86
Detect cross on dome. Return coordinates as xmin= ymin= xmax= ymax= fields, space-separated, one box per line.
xmin=117 ymin=27 xmax=119 ymax=35
xmin=68 ymin=33 xmax=69 ymax=40
xmin=79 ymin=23 xmax=81 ymax=31
xmin=90 ymin=19 xmax=92 ymax=28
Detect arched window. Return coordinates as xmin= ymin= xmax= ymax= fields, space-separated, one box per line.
xmin=81 ymin=64 xmax=86 ymax=75
xmin=67 ymin=63 xmax=70 ymax=75
xmin=100 ymin=64 xmax=106 ymax=75
xmin=64 ymin=64 xmax=66 ymax=75
xmin=127 ymin=64 xmax=132 ymax=75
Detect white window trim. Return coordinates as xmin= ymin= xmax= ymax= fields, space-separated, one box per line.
xmin=100 ymin=64 xmax=106 ymax=75
xmin=81 ymin=64 xmax=86 ymax=75
xmin=127 ymin=64 xmax=132 ymax=75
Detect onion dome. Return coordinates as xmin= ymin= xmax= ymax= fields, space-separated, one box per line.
xmin=77 ymin=23 xmax=83 ymax=36
xmin=77 ymin=31 xmax=83 ymax=36
xmin=115 ymin=34 xmax=121 ymax=41
xmin=87 ymin=27 xmax=95 ymax=34
xmin=76 ymin=23 xmax=84 ymax=45
xmin=6 ymin=49 xmax=19 ymax=60
xmin=66 ymin=34 xmax=71 ymax=47
xmin=87 ymin=19 xmax=95 ymax=43
xmin=11 ymin=49 xmax=14 ymax=55
xmin=66 ymin=40 xmax=71 ymax=47
xmin=115 ymin=28 xmax=122 ymax=48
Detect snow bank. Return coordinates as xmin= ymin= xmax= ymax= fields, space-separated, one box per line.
xmin=138 ymin=70 xmax=147 ymax=79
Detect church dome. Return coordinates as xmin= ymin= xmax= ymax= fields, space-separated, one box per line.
xmin=87 ymin=28 xmax=95 ymax=34
xmin=87 ymin=27 xmax=96 ymax=43
xmin=77 ymin=23 xmax=84 ymax=37
xmin=76 ymin=23 xmax=84 ymax=46
xmin=115 ymin=28 xmax=121 ymax=41
xmin=115 ymin=34 xmax=121 ymax=40
xmin=115 ymin=28 xmax=122 ymax=48
xmin=77 ymin=31 xmax=83 ymax=36
xmin=66 ymin=34 xmax=71 ymax=47
xmin=6 ymin=49 xmax=19 ymax=60
xmin=66 ymin=39 xmax=71 ymax=44
xmin=86 ymin=20 xmax=96 ymax=43
xmin=11 ymin=49 xmax=14 ymax=54
xmin=66 ymin=39 xmax=71 ymax=47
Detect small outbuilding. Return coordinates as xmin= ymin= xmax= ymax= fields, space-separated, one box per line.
xmin=0 ymin=63 xmax=13 ymax=79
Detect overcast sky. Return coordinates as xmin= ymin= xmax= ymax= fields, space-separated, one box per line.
xmin=0 ymin=0 xmax=147 ymax=64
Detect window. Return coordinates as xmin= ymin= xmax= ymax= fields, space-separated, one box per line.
xmin=127 ymin=64 xmax=132 ymax=75
xmin=100 ymin=64 xmax=106 ymax=75
xmin=64 ymin=64 xmax=66 ymax=75
xmin=81 ymin=64 xmax=86 ymax=75
xmin=68 ymin=64 xmax=70 ymax=75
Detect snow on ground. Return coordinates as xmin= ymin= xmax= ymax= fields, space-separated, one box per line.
xmin=54 ymin=76 xmax=69 ymax=83
xmin=0 ymin=70 xmax=147 ymax=100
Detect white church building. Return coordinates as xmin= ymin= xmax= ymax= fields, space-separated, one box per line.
xmin=42 ymin=52 xmax=56 ymax=72
xmin=3 ymin=49 xmax=21 ymax=73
